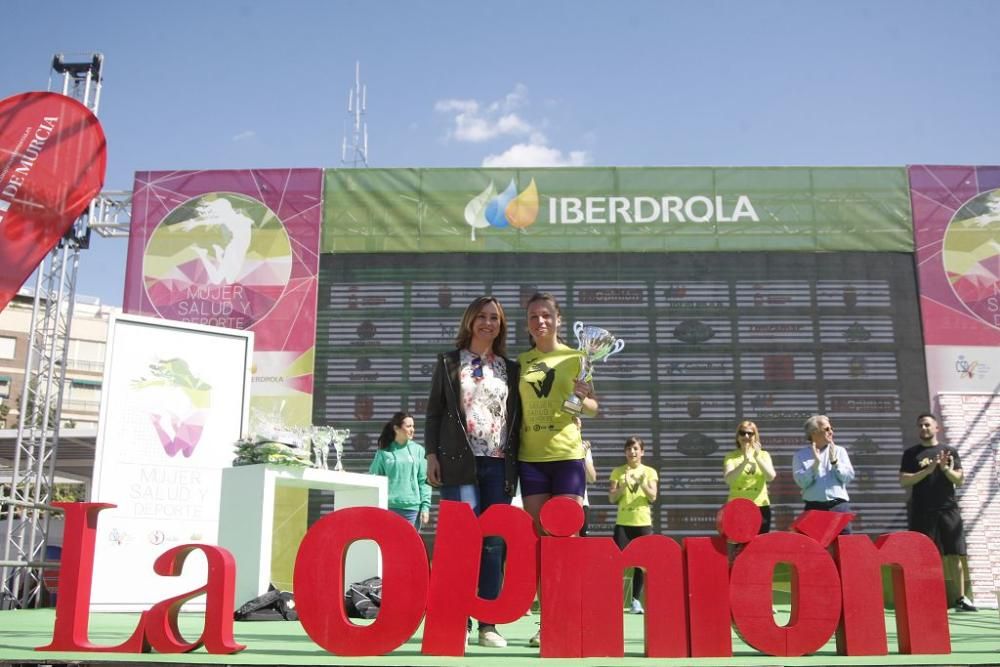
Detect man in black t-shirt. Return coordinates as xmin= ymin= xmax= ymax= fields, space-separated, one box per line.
xmin=899 ymin=413 xmax=976 ymax=612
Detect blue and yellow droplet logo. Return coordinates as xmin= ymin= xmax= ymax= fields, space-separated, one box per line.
xmin=464 ymin=178 xmax=539 ymax=240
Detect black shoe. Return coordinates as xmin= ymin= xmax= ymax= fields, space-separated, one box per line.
xmin=954 ymin=596 xmax=978 ymax=612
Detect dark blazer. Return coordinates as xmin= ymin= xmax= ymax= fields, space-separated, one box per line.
xmin=424 ymin=349 xmax=520 ymax=494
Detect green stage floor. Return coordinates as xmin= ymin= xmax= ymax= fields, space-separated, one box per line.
xmin=1 ymin=606 xmax=998 ymax=666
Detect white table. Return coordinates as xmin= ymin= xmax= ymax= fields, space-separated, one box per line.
xmin=218 ymin=464 xmax=387 ymax=607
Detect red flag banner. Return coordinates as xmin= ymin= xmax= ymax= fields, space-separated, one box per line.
xmin=0 ymin=91 xmax=107 ymax=310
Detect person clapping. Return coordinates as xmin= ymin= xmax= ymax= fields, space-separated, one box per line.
xmin=609 ymin=436 xmax=658 ymax=615
xmin=723 ymin=420 xmax=776 ymax=534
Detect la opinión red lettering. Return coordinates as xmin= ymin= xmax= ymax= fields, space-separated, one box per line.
xmin=38 ymin=498 xmax=951 ymax=658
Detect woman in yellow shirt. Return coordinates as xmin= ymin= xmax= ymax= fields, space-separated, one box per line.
xmin=722 ymin=420 xmax=777 ymax=533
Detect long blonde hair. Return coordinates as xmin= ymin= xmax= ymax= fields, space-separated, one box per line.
xmin=734 ymin=420 xmax=760 ymax=450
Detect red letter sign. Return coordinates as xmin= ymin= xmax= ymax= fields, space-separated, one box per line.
xmin=835 ymin=532 xmax=950 ymax=655
xmin=37 ymin=502 xmax=144 ymax=652
xmin=423 ymin=501 xmax=537 ymax=656
xmin=38 ymin=503 xmax=241 ymax=654
xmin=294 ymin=507 xmax=428 ymax=656
xmin=731 ymin=532 xmax=842 ymax=656
xmin=537 ymin=497 xmax=688 ymax=658
xmin=136 ymin=545 xmax=244 ymax=654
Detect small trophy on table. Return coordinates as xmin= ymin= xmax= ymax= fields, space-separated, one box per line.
xmin=562 ymin=321 xmax=625 ymax=415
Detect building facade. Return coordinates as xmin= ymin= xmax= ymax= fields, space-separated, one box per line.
xmin=0 ymin=290 xmax=119 ymax=430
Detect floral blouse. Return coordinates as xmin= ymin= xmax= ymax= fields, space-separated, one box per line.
xmin=459 ymin=348 xmax=509 ymax=458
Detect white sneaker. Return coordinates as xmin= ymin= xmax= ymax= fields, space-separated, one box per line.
xmin=629 ymin=599 xmax=645 ymax=614
xmin=529 ymin=624 xmax=541 ymax=647
xmin=478 ymin=629 xmax=507 ymax=648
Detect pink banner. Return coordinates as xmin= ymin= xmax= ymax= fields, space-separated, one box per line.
xmin=909 ymin=165 xmax=1000 ymax=346
xmin=123 ymin=169 xmax=322 ymax=425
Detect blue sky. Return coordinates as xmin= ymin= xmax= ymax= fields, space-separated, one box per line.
xmin=2 ymin=0 xmax=999 ymax=306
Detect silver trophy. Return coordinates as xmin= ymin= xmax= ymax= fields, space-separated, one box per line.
xmin=328 ymin=427 xmax=351 ymax=471
xmin=563 ymin=321 xmax=625 ymax=414
xmin=307 ymin=426 xmax=350 ymax=471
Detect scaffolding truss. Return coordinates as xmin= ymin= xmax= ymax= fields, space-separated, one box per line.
xmin=1 ymin=53 xmax=105 ymax=609
xmin=89 ymin=190 xmax=133 ymax=239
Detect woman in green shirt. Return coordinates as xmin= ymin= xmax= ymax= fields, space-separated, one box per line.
xmin=369 ymin=412 xmax=431 ymax=529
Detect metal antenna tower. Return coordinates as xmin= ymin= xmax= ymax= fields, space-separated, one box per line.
xmin=341 ymin=61 xmax=369 ymax=167
xmin=1 ymin=53 xmax=104 ymax=609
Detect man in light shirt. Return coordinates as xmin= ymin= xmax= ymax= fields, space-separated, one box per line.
xmin=792 ymin=415 xmax=856 ymax=533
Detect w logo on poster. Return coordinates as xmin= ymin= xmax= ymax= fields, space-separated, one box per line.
xmin=131 ymin=357 xmax=212 ymax=458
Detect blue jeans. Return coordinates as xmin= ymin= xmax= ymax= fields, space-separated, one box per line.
xmin=439 ymin=456 xmax=511 ymax=616
xmin=389 ymin=507 xmax=420 ymax=530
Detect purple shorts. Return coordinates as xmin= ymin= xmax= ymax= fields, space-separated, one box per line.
xmin=519 ymin=459 xmax=586 ymax=498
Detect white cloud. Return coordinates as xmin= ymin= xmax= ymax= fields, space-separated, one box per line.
xmin=436 ymin=84 xmax=591 ymax=165
xmin=232 ymin=130 xmax=256 ymax=142
xmin=435 ymin=84 xmax=534 ymax=143
xmin=501 ymin=83 xmax=528 ymax=110
xmin=482 ymin=142 xmax=590 ymax=168
xmin=452 ymin=112 xmax=532 ymax=142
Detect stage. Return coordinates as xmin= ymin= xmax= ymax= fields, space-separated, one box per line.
xmin=1 ymin=605 xmax=998 ymax=666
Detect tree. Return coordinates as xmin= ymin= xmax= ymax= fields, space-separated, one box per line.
xmin=52 ymin=483 xmax=85 ymax=503
xmin=15 ymin=377 xmax=59 ymax=429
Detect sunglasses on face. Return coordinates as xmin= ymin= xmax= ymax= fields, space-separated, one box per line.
xmin=739 ymin=430 xmax=755 ymax=437
xmin=471 ymin=355 xmax=484 ymax=379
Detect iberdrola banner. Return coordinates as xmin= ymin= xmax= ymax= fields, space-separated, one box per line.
xmin=123 ymin=169 xmax=323 ymax=427
xmin=322 ymin=167 xmax=913 ymax=254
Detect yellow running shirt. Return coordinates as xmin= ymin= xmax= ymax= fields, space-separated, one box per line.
xmin=518 ymin=343 xmax=586 ymax=462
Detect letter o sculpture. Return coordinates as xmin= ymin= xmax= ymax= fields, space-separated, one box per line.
xmin=730 ymin=531 xmax=842 ymax=656
xmin=294 ymin=507 xmax=429 ymax=656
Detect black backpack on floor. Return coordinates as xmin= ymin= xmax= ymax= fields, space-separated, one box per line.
xmin=344 ymin=576 xmax=382 ymax=619
xmin=234 ymin=584 xmax=298 ymax=621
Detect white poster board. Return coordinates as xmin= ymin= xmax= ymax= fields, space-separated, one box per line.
xmin=925 ymin=345 xmax=1000 ymax=397
xmin=936 ymin=392 xmax=1000 ymax=609
xmin=89 ymin=313 xmax=252 ymax=611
